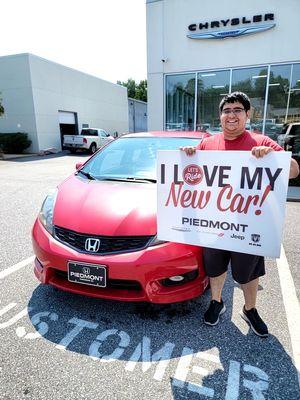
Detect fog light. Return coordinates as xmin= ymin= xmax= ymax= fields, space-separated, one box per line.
xmin=169 ymin=275 xmax=185 ymax=282
xmin=161 ymin=270 xmax=199 ymax=287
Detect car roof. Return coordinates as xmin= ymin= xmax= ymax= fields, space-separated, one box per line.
xmin=122 ymin=131 xmax=208 ymax=138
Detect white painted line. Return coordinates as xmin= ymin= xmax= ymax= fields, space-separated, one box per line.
xmin=0 ymin=256 xmax=35 ymax=279
xmin=277 ymin=245 xmax=300 ymax=387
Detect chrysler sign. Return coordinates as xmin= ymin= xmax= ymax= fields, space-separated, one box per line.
xmin=187 ymin=13 xmax=275 ymax=40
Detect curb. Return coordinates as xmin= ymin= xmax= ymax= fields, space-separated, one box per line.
xmin=287 ymin=198 xmax=300 ymax=203
xmin=0 ymin=153 xmax=38 ymax=160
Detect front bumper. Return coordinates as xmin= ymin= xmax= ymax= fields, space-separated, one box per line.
xmin=32 ymin=219 xmax=208 ymax=303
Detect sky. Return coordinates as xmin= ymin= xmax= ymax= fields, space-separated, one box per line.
xmin=1 ymin=0 xmax=147 ymax=84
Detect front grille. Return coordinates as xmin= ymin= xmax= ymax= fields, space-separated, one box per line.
xmin=54 ymin=226 xmax=153 ymax=255
xmin=55 ymin=270 xmax=142 ymax=291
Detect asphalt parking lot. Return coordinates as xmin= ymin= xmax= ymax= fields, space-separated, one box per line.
xmin=0 ymin=154 xmax=300 ymax=400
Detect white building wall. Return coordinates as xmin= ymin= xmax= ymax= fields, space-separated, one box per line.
xmin=0 ymin=54 xmax=38 ymax=151
xmin=147 ymin=0 xmax=300 ymax=130
xmin=128 ymin=98 xmax=147 ymax=133
xmin=146 ymin=0 xmax=165 ymax=130
xmin=0 ymin=53 xmax=129 ymax=152
xmin=28 ymin=54 xmax=128 ymax=151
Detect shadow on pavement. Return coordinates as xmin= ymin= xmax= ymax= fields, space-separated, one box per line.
xmin=2 ymin=151 xmax=90 ymax=163
xmin=23 ymin=276 xmax=300 ymax=399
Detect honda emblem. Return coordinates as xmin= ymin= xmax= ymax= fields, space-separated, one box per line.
xmin=85 ymin=238 xmax=101 ymax=252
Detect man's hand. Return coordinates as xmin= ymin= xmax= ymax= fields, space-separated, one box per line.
xmin=251 ymin=146 xmax=274 ymax=158
xmin=180 ymin=146 xmax=197 ymax=156
xmin=251 ymin=146 xmax=299 ymax=178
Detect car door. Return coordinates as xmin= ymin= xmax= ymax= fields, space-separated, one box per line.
xmin=285 ymin=125 xmax=300 ymax=154
xmin=99 ymin=130 xmax=112 ymax=146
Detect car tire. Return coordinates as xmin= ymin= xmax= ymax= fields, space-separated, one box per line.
xmin=89 ymin=143 xmax=97 ymax=154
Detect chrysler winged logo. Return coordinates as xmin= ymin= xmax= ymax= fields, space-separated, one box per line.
xmin=85 ymin=238 xmax=101 ymax=252
xmin=251 ymin=234 xmax=260 ymax=243
xmin=187 ymin=24 xmax=275 ymax=40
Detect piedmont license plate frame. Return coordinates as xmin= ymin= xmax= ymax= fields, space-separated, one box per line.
xmin=67 ymin=261 xmax=107 ymax=288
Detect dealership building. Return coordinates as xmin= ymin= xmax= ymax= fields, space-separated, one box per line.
xmin=0 ymin=53 xmax=129 ymax=152
xmin=146 ymin=0 xmax=300 ymax=136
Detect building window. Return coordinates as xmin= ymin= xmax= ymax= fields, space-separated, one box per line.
xmin=164 ymin=63 xmax=300 ymax=134
xmin=231 ymin=66 xmax=268 ymax=134
xmin=288 ymin=64 xmax=300 ymax=124
xmin=165 ymin=74 xmax=195 ymax=131
xmin=196 ymin=70 xmax=230 ymax=134
xmin=266 ymin=64 xmax=291 ymax=139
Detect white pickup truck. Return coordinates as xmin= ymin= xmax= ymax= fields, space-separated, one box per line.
xmin=63 ymin=128 xmax=114 ymax=154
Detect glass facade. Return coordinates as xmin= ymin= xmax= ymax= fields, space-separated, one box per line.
xmin=232 ymin=66 xmax=268 ymax=135
xmin=165 ymin=74 xmax=195 ymax=131
xmin=165 ymin=62 xmax=300 ymax=140
xmin=196 ymin=70 xmax=230 ymax=133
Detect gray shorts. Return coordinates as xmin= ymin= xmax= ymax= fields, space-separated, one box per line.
xmin=203 ymin=247 xmax=265 ymax=284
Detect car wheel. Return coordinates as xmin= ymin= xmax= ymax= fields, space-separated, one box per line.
xmin=90 ymin=143 xmax=97 ymax=154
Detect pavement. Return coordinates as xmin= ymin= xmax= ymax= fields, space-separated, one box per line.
xmin=1 ymin=152 xmax=300 ymax=202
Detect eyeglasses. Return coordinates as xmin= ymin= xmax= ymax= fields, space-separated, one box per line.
xmin=221 ymin=108 xmax=245 ymax=115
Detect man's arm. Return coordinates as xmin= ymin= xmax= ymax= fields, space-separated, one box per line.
xmin=289 ymin=158 xmax=299 ymax=179
xmin=251 ymin=146 xmax=299 ymax=179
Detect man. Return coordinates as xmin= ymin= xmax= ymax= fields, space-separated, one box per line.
xmin=182 ymin=91 xmax=299 ymax=338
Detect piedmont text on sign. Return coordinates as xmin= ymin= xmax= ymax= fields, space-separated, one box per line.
xmin=157 ymin=150 xmax=291 ymax=258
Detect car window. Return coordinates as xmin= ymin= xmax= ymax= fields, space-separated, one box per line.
xmin=290 ymin=125 xmax=300 ymax=136
xmin=81 ymin=129 xmax=97 ymax=136
xmin=100 ymin=130 xmax=107 ymax=137
xmin=82 ymin=137 xmax=200 ymax=180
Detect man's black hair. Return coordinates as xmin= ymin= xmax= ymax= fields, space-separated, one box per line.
xmin=219 ymin=91 xmax=251 ymax=112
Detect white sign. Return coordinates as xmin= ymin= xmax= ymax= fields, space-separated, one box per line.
xmin=157 ymin=150 xmax=291 ymax=258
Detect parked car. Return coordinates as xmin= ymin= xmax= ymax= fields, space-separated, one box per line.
xmin=32 ymin=131 xmax=209 ymax=304
xmin=277 ymin=123 xmax=300 ymax=154
xmin=207 ymin=126 xmax=222 ymax=135
xmin=63 ymin=128 xmax=114 ymax=154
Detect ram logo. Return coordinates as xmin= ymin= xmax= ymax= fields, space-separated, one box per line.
xmin=251 ymin=234 xmax=260 ymax=243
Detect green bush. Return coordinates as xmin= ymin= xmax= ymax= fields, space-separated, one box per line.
xmin=289 ymin=156 xmax=300 ymax=187
xmin=0 ymin=132 xmax=32 ymax=154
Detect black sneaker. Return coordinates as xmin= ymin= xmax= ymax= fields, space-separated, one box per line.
xmin=204 ymin=300 xmax=226 ymax=326
xmin=241 ymin=306 xmax=269 ymax=338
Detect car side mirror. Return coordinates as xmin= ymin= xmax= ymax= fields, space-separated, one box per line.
xmin=75 ymin=162 xmax=83 ymax=170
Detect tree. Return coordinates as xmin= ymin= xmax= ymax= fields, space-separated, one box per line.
xmin=117 ymin=79 xmax=147 ymax=102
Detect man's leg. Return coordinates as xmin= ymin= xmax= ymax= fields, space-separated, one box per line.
xmin=203 ymin=249 xmax=229 ymax=326
xmin=240 ymin=277 xmax=259 ymax=310
xmin=240 ymin=277 xmax=268 ymax=338
xmin=210 ymin=271 xmax=227 ymax=302
xmin=204 ymin=272 xmax=227 ymax=326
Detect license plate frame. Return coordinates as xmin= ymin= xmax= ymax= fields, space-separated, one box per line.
xmin=67 ymin=261 xmax=107 ymax=288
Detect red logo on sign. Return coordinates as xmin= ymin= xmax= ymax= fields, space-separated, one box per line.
xmin=183 ymin=164 xmax=203 ymax=185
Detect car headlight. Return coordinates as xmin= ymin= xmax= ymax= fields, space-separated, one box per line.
xmin=148 ymin=235 xmax=168 ymax=247
xmin=39 ymin=189 xmax=58 ymax=235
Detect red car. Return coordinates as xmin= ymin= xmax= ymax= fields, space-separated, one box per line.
xmin=32 ymin=131 xmax=209 ymax=303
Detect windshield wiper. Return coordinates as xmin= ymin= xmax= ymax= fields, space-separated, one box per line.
xmin=76 ymin=170 xmax=96 ymax=180
xmin=99 ymin=177 xmax=157 ymax=183
xmin=131 ymin=178 xmax=157 ymax=183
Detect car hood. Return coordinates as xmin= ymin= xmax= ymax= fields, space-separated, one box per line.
xmin=53 ymin=175 xmax=157 ymax=236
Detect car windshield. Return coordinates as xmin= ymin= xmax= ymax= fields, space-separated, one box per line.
xmin=80 ymin=136 xmax=200 ymax=182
